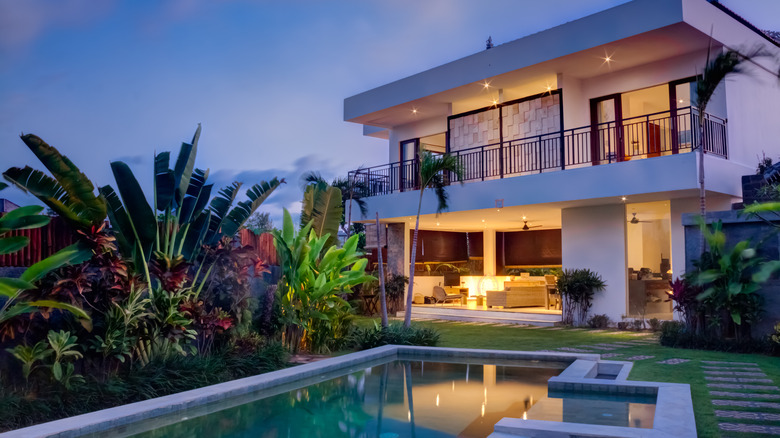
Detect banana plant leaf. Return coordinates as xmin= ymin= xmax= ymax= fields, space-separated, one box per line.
xmin=20 ymin=242 xmax=92 ymax=283
xmin=301 ymin=183 xmax=343 ymax=249
xmin=3 ymin=134 xmax=106 ymax=227
xmin=0 ymin=236 xmax=29 ymax=255
xmin=178 ymin=168 xmax=210 ymax=224
xmin=0 ymin=205 xmax=49 ymax=232
xmin=181 ymin=211 xmax=211 ymax=261
xmin=0 ymin=278 xmax=36 ymax=296
xmin=3 ymin=166 xmax=96 ymax=229
xmin=0 ymin=182 xmax=6 ymax=191
xmin=173 ymin=124 xmax=201 ymax=207
xmin=99 ymin=185 xmax=135 ymax=259
xmin=220 ymin=178 xmax=284 ymax=238
xmin=109 ymin=161 xmax=157 ymax=262
xmin=154 ymin=152 xmax=175 ymax=211
xmin=205 ymin=182 xmax=242 ymax=245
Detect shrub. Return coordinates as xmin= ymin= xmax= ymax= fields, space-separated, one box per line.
xmin=668 ymin=277 xmax=700 ymax=331
xmin=660 ymin=320 xmax=774 ymax=354
xmin=587 ymin=314 xmax=610 ymax=329
xmin=349 ymin=322 xmax=440 ymax=350
xmin=648 ymin=318 xmax=661 ymax=332
xmin=557 ymin=269 xmax=606 ymax=326
xmin=631 ymin=319 xmax=644 ymax=331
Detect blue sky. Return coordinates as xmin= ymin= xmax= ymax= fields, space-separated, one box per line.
xmin=1 ymin=0 xmax=778 ymax=225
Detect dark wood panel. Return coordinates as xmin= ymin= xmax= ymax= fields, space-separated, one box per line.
xmin=498 ymin=229 xmax=562 ymax=267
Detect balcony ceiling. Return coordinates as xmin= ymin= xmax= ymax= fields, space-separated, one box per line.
xmin=350 ymin=23 xmax=712 ymax=129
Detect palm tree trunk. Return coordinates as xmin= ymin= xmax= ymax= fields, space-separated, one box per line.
xmin=376 ymin=213 xmax=388 ymax=328
xmin=698 ymin=117 xmax=707 ymax=256
xmin=404 ymin=190 xmax=425 ymax=328
xmin=404 ymin=362 xmax=417 ymax=438
xmin=346 ymin=174 xmax=354 ymax=239
xmin=376 ymin=363 xmax=389 ymax=437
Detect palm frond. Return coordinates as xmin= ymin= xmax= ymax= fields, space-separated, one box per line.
xmin=418 ymin=151 xmax=464 ymax=214
xmin=300 ymin=171 xmax=326 ymax=189
xmin=220 ymin=177 xmax=284 ymax=238
xmin=697 ymin=47 xmax=768 ymax=113
xmin=205 ymin=182 xmax=242 ymax=245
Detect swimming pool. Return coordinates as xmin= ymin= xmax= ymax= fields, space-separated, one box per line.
xmin=0 ymin=346 xmax=693 ymax=438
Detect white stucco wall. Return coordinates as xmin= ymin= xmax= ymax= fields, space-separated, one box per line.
xmin=388 ymin=116 xmax=448 ymax=163
xmin=562 ymin=204 xmax=627 ymax=321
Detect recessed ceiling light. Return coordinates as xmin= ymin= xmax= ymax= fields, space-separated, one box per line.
xmin=621 ymin=196 xmax=627 ymax=201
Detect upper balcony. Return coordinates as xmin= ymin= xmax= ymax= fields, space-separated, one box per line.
xmin=349 ymin=106 xmax=727 ymax=197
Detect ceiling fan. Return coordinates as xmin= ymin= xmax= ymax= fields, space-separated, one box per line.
xmin=628 ymin=213 xmax=652 ymax=225
xmin=522 ymin=219 xmax=543 ymax=231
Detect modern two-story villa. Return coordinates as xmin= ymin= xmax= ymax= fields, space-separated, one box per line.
xmin=343 ymin=0 xmax=780 ymax=325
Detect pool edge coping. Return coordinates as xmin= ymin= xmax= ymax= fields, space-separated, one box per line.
xmin=0 ymin=346 xmax=595 ymax=438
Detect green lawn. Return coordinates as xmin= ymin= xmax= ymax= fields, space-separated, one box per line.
xmin=356 ymin=318 xmax=780 ymax=438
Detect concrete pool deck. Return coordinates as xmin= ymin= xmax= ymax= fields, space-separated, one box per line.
xmin=0 ymin=346 xmax=695 ymax=438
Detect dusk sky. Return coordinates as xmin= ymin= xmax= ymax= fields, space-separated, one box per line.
xmin=1 ymin=0 xmax=778 ymax=225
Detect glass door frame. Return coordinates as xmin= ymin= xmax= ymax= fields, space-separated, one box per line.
xmin=589 ymin=93 xmax=624 ymax=165
xmin=399 ymin=138 xmax=420 ymax=192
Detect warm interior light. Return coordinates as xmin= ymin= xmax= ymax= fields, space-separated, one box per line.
xmin=436 ymin=394 xmax=440 ymax=407
xmin=436 ymin=222 xmax=440 ymax=226
xmin=621 ymin=196 xmax=627 ymax=201
xmin=482 ymin=81 xmax=491 ymax=89
xmin=546 ymin=85 xmax=552 ymax=91
xmin=411 ymin=108 xmax=418 ymax=114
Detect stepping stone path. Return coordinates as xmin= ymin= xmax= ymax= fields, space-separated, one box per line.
xmin=699 ymin=360 xmax=780 ymax=435
xmin=624 ymin=355 xmax=655 ymax=361
xmin=600 ymin=353 xmax=623 ymax=359
xmin=656 ymin=358 xmax=690 ymax=365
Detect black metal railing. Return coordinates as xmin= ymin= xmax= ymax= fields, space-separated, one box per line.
xmin=349 ymin=107 xmax=727 ymax=197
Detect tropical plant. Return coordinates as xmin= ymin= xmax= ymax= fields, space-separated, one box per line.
xmin=668 ymin=277 xmax=701 ymax=331
xmin=404 ymin=150 xmax=464 ymax=328
xmin=302 ymin=171 xmax=369 ymax=239
xmin=557 ymin=268 xmax=606 ymax=326
xmin=3 ymin=134 xmax=107 ymax=231
xmin=694 ymin=47 xmax=773 ymax=251
xmin=300 ymin=177 xmax=343 ymax=249
xmin=46 ymin=330 xmax=84 ymax=389
xmin=98 ymin=125 xmax=283 ymax=290
xmin=0 ymin=242 xmax=93 ymax=339
xmin=6 ymin=340 xmax=52 ymax=382
xmin=272 ymin=209 xmax=373 ymax=353
xmin=692 ymin=220 xmax=780 ymax=339
xmin=89 ymin=285 xmax=150 ymax=369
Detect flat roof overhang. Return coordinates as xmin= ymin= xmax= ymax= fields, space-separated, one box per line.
xmin=343 ymin=0 xmax=741 ymax=129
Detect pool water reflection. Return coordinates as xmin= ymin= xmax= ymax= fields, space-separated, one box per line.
xmin=130 ymin=360 xmax=563 ymax=438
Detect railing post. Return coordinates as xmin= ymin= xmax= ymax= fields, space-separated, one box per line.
xmin=481 ymin=146 xmax=485 ymax=181
xmin=559 ymin=130 xmax=566 ymax=170
xmin=499 ymin=142 xmax=504 ymax=178
xmin=537 ymin=136 xmax=542 ymax=173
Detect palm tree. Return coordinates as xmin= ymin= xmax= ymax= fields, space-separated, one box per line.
xmin=403 ymin=151 xmax=463 ymax=328
xmin=302 ymin=171 xmax=368 ymax=239
xmin=695 ymin=47 xmax=772 ymax=253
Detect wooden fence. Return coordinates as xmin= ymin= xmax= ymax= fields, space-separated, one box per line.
xmin=1 ymin=216 xmax=278 ymax=268
xmin=238 ymin=230 xmax=278 ymax=265
xmin=0 ymin=215 xmax=76 ymax=267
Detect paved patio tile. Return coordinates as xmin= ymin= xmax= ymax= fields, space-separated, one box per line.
xmin=594 ymin=343 xmax=633 ymax=349
xmin=715 ymin=410 xmax=780 ymax=421
xmin=624 ymin=355 xmax=655 ymax=361
xmin=712 ymin=400 xmax=780 ymax=409
xmin=656 ymin=358 xmax=690 ymax=365
xmin=707 ymin=383 xmax=780 ymax=391
xmin=705 ymin=377 xmax=773 ymax=383
xmin=719 ymin=423 xmax=780 ymax=434
xmin=709 ymin=391 xmax=780 ymax=400
xmin=702 ymin=360 xmax=759 ymax=366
